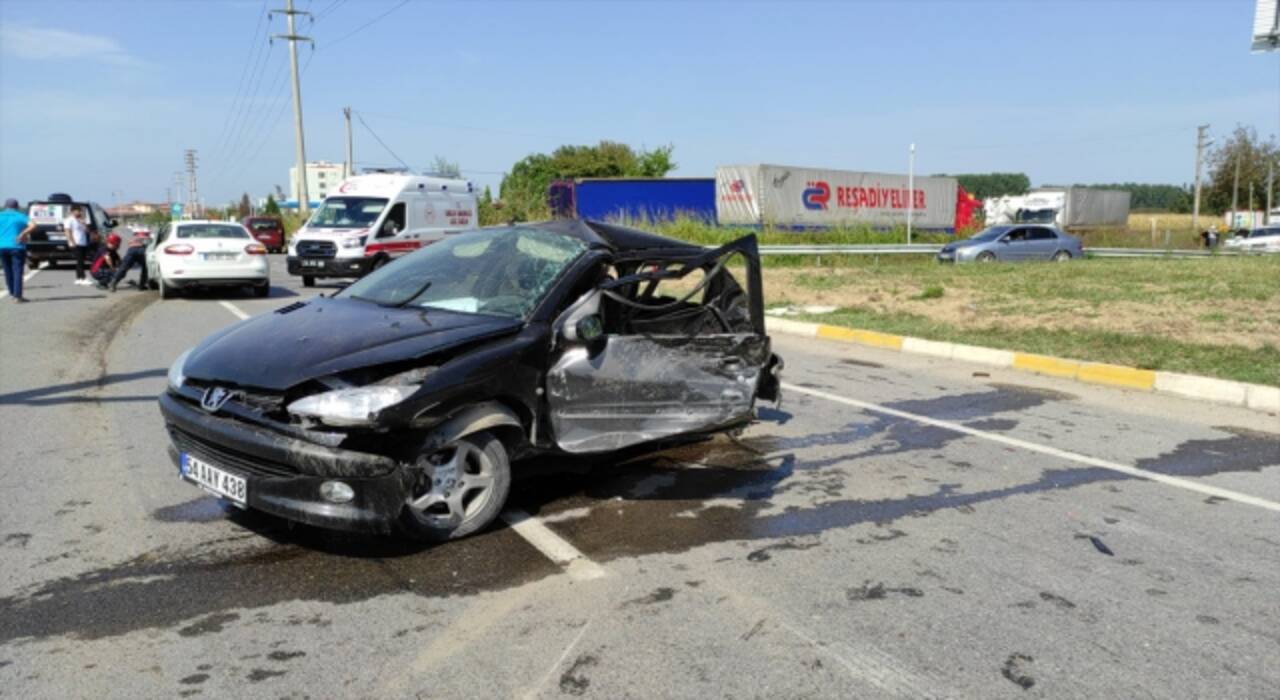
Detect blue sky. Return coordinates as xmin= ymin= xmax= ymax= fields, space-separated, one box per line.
xmin=1 ymin=0 xmax=1277 ymax=206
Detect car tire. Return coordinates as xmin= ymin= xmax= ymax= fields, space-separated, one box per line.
xmin=302 ymin=275 xmax=315 ymax=288
xmin=1053 ymin=250 xmax=1072 ymax=262
xmin=398 ymin=431 xmax=512 ymax=542
xmin=28 ymin=257 xmax=42 ymax=270
xmin=977 ymin=251 xmax=996 ymax=262
xmin=159 ymin=278 xmax=176 ymax=300
xmin=254 ymin=282 xmax=270 ymax=298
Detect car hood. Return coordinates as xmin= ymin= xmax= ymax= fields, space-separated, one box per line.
xmin=943 ymin=239 xmax=990 ymax=251
xmin=184 ymin=297 xmax=523 ymax=391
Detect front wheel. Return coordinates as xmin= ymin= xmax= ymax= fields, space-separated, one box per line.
xmin=398 ymin=431 xmax=511 ymax=542
xmin=302 ymin=275 xmax=315 ymax=288
xmin=27 ymin=257 xmax=42 ymax=270
xmin=976 ymin=251 xmax=997 ymax=263
xmin=1052 ymin=250 xmax=1072 ymax=262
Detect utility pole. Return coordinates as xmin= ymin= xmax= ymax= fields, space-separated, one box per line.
xmin=1193 ymin=124 xmax=1209 ymax=232
xmin=184 ymin=149 xmax=200 ymax=217
xmin=343 ymin=107 xmax=354 ymax=179
xmin=1268 ymin=160 xmax=1274 ymax=225
xmin=1231 ymin=156 xmax=1241 ymax=223
xmin=906 ymin=143 xmax=916 ymax=245
xmin=272 ymin=0 xmax=313 ymax=214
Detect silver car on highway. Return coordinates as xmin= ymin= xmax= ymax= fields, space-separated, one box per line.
xmin=938 ymin=225 xmax=1084 ymax=263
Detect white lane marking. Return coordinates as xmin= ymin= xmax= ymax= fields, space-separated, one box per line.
xmin=0 ymin=266 xmax=41 ymax=300
xmin=521 ymin=621 xmax=593 ymax=700
xmin=782 ymin=381 xmax=1280 ymax=513
xmin=502 ymin=508 xmax=608 ymax=581
xmin=214 ymin=301 xmax=612 ymax=580
xmin=218 ymin=300 xmax=250 ymax=320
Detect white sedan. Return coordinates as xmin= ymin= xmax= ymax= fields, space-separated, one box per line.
xmin=1223 ymin=226 xmax=1280 ymax=254
xmin=146 ymin=221 xmax=271 ymax=299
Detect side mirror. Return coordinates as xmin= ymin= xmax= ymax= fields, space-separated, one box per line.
xmin=574 ymin=315 xmax=604 ymax=343
xmin=107 ymin=219 xmax=119 ymax=228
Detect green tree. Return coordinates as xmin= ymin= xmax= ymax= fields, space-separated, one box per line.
xmin=498 ymin=141 xmax=677 ymax=221
xmin=430 ymin=156 xmax=462 ymax=178
xmin=238 ymin=193 xmax=252 ymax=218
xmin=478 ymin=185 xmax=506 ymax=226
xmin=1205 ymin=125 xmax=1279 ymax=214
xmin=264 ymin=195 xmax=281 ymax=216
xmin=940 ymin=173 xmax=1031 ymax=200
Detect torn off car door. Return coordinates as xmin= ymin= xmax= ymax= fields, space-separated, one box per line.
xmin=545 ymin=236 xmax=775 ymax=453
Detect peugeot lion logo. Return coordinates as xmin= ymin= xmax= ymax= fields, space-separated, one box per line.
xmin=201 ymin=386 xmax=233 ymax=413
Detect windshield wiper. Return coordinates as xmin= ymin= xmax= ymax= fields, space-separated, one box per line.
xmin=391 ymin=280 xmax=433 ymax=308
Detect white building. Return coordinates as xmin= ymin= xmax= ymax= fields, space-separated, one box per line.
xmin=289 ymin=161 xmax=344 ymax=203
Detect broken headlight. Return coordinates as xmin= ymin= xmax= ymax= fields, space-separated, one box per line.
xmin=168 ymin=349 xmax=191 ymax=391
xmin=287 ymin=385 xmax=417 ymax=427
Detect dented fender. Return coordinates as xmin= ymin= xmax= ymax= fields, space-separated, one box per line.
xmin=420 ymin=401 xmax=524 ymax=453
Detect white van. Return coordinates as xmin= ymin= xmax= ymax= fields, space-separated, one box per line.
xmin=287 ymin=173 xmax=479 ymax=286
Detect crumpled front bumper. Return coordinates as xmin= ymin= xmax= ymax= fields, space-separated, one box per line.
xmin=159 ymin=391 xmax=408 ymax=534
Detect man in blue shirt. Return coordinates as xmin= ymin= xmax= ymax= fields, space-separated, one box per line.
xmin=0 ymin=198 xmax=37 ymax=302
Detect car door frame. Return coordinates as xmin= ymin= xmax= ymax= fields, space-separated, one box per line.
xmin=1025 ymin=226 xmax=1059 ymax=260
xmin=998 ymin=227 xmax=1030 ymax=260
xmin=543 ymin=235 xmax=776 ymax=454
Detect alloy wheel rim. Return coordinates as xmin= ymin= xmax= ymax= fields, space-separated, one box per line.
xmin=408 ymin=442 xmax=496 ymax=529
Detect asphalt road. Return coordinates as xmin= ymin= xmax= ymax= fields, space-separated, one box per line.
xmin=1 ymin=257 xmax=1278 ymax=699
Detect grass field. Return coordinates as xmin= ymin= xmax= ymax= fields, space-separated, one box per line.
xmin=644 ymin=211 xmax=1227 ymax=251
xmin=761 ymin=255 xmax=1280 ymax=387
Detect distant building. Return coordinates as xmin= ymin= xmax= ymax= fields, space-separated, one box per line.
xmin=289 ymin=161 xmax=344 ymax=203
xmin=107 ymin=201 xmax=167 ymax=222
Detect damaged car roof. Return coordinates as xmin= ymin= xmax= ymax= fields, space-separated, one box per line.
xmin=522 ymin=219 xmax=705 ymax=254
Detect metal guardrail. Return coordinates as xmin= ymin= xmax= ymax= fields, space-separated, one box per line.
xmin=757 ymin=244 xmax=1231 ymax=258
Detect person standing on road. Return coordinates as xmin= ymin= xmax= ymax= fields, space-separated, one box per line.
xmin=108 ymin=227 xmax=150 ymax=292
xmin=0 ymin=198 xmax=38 ymax=302
xmin=63 ymin=205 xmax=93 ymax=285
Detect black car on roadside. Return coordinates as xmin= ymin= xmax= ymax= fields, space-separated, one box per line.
xmin=159 ymin=220 xmax=783 ymax=541
xmin=25 ymin=193 xmax=118 ymax=268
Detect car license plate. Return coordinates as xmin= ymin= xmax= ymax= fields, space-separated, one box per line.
xmin=181 ymin=453 xmax=247 ymax=506
xmin=203 ymin=252 xmax=236 ymax=261
xmin=47 ymin=233 xmax=66 ymax=242
xmin=302 ymin=259 xmax=324 ymax=268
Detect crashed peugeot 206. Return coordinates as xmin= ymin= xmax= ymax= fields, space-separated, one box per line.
xmin=159 ymin=220 xmax=782 ymax=541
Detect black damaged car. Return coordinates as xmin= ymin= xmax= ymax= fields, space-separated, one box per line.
xmin=160 ymin=220 xmax=782 ymax=541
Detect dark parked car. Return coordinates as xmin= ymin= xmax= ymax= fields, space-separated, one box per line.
xmin=242 ymin=216 xmax=286 ymax=253
xmin=25 ymin=194 xmax=117 ymax=268
xmin=159 ymin=220 xmax=782 ymax=541
xmin=937 ymin=224 xmax=1083 ymax=263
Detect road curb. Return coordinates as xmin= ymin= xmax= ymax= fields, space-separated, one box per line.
xmin=765 ymin=316 xmax=1279 ymax=414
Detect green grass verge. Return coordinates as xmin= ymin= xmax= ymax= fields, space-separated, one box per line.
xmin=796 ymin=307 xmax=1280 ymax=387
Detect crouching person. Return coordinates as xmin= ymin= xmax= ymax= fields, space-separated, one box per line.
xmin=91 ymin=234 xmax=122 ymax=289
xmin=109 ymin=228 xmax=150 ymax=292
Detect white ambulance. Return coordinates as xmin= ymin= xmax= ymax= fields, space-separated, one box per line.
xmin=287 ymin=172 xmax=479 ymax=286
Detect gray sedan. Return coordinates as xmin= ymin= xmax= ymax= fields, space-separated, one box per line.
xmin=937 ymin=225 xmax=1083 ymax=263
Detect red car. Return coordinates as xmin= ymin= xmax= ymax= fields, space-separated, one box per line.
xmin=241 ymin=216 xmax=285 ymax=253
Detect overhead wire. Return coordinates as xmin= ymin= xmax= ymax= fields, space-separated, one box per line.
xmin=217 ymin=52 xmax=318 ymax=195
xmin=355 ymin=111 xmax=411 ymax=170
xmin=209 ymin=0 xmax=270 ymax=163
xmin=325 ymin=0 xmax=412 ymax=48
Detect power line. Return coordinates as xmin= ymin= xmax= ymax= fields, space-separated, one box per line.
xmin=216 ymin=53 xmax=316 ymax=192
xmin=355 ymin=111 xmax=410 ymax=170
xmin=209 ymin=0 xmax=270 ymax=162
xmin=326 ymin=0 xmax=411 ymax=48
